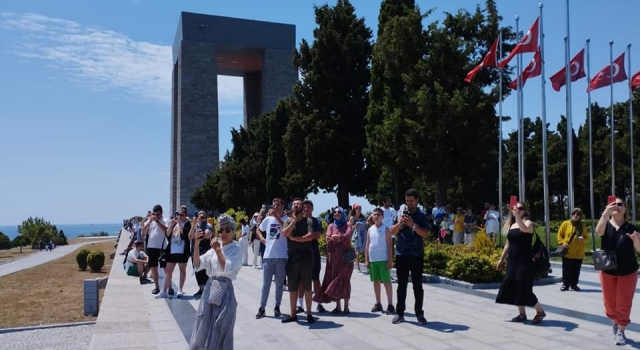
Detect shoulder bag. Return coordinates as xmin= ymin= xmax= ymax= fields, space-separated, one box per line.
xmin=552 ymin=226 xmax=579 ymax=257
xmin=593 ymin=234 xmax=624 ymax=271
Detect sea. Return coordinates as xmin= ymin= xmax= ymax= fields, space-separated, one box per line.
xmin=0 ymin=223 xmax=123 ymax=240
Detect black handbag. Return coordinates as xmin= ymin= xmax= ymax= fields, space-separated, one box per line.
xmin=593 ymin=235 xmax=623 ymax=271
xmin=552 ymin=227 xmax=579 ymax=257
xmin=159 ymin=235 xmax=167 ymax=268
xmin=343 ymin=248 xmax=356 ymax=263
xmin=532 ymin=232 xmax=551 ymax=275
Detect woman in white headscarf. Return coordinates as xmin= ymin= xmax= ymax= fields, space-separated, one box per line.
xmin=189 ymin=214 xmax=242 ymax=350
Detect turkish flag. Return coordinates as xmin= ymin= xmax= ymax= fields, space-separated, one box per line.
xmin=549 ymin=49 xmax=587 ymax=92
xmin=499 ymin=17 xmax=540 ymax=68
xmin=509 ymin=48 xmax=542 ymax=90
xmin=464 ymin=36 xmax=500 ymax=83
xmin=588 ymin=52 xmax=628 ymax=92
xmin=632 ymin=71 xmax=640 ymax=90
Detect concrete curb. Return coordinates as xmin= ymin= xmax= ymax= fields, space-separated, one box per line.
xmin=0 ymin=321 xmax=96 ymax=334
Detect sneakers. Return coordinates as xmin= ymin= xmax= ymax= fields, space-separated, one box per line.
xmin=151 ymin=288 xmax=160 ymax=295
xmin=615 ymin=330 xmax=627 ymax=345
xmin=194 ymin=290 xmax=203 ymax=297
xmin=155 ymin=290 xmax=168 ymax=299
xmin=281 ymin=315 xmax=298 ymax=323
xmin=168 ymin=288 xmax=175 ymax=296
xmin=316 ymin=304 xmax=326 ymax=313
xmin=306 ymin=314 xmax=315 ymax=324
xmin=274 ymin=306 xmax=281 ymax=317
xmin=176 ymin=290 xmax=184 ymax=298
xmin=256 ymin=308 xmax=266 ymax=319
xmin=612 ymin=324 xmax=619 ymax=339
xmin=416 ymin=314 xmax=427 ymax=325
xmin=386 ymin=305 xmax=396 ymax=315
xmin=371 ymin=303 xmax=383 ymax=313
xmin=392 ymin=315 xmax=405 ymax=324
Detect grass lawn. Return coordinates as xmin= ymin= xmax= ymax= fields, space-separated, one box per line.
xmin=0 ymin=239 xmax=116 ymax=328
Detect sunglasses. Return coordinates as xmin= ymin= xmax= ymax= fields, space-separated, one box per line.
xmin=516 ymin=207 xmax=525 ymax=211
xmin=218 ymin=228 xmax=233 ymax=233
xmin=571 ymin=212 xmax=581 ymax=216
xmin=615 ymin=202 xmax=625 ymax=207
xmin=178 ymin=213 xmax=185 ymax=217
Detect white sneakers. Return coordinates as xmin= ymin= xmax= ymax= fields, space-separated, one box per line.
xmin=176 ymin=290 xmax=184 ymax=298
xmin=155 ymin=290 xmax=168 ymax=299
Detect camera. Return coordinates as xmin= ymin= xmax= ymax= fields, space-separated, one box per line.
xmin=403 ymin=209 xmax=409 ymax=216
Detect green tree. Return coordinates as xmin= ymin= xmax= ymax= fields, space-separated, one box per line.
xmin=12 ymin=235 xmax=29 ymax=253
xmin=365 ymin=0 xmax=424 ymax=205
xmin=56 ymin=229 xmax=68 ymax=246
xmin=17 ymin=217 xmax=58 ymax=247
xmin=283 ymin=0 xmax=373 ymax=207
xmin=0 ymin=232 xmax=11 ymax=250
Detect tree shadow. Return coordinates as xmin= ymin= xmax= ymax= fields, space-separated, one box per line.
xmin=534 ymin=319 xmax=578 ymax=331
xmin=323 ymin=311 xmax=381 ymax=319
xmin=424 ymin=321 xmax=470 ymax=332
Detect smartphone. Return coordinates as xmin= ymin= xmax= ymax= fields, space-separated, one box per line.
xmin=608 ymin=195 xmax=617 ymax=205
xmin=510 ymin=196 xmax=517 ymax=209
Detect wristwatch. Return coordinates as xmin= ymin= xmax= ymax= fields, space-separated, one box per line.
xmin=412 ymin=224 xmax=416 ymax=230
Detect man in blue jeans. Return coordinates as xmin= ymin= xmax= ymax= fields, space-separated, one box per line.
xmin=390 ymin=189 xmax=430 ymax=324
xmin=255 ymin=198 xmax=289 ymax=319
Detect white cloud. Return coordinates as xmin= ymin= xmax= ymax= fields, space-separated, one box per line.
xmin=0 ymin=12 xmax=243 ymax=105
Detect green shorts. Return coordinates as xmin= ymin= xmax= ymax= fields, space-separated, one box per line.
xmin=369 ymin=260 xmax=391 ymax=283
xmin=126 ymin=265 xmax=139 ymax=276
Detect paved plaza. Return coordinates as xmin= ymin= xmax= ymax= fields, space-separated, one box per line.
xmin=85 ymin=229 xmax=640 ymax=350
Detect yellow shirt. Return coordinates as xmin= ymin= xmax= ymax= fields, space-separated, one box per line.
xmin=556 ymin=220 xmax=589 ymax=259
xmin=453 ymin=214 xmax=465 ymax=232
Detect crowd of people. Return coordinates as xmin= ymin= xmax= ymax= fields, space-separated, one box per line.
xmin=119 ymin=191 xmax=640 ymax=348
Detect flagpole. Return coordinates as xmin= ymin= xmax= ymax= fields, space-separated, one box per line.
xmin=539 ymin=3 xmax=550 ymax=252
xmin=565 ymin=0 xmax=574 ymax=212
xmin=587 ymin=38 xmax=596 ymax=252
xmin=610 ymin=40 xmax=615 ymax=195
xmin=515 ymin=15 xmax=525 ymax=203
xmin=629 ymin=43 xmax=636 ymax=223
xmin=498 ymin=30 xmax=504 ymax=247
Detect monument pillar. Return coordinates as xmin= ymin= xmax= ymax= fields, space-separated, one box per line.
xmin=171 ymin=40 xmax=219 ymax=215
xmin=243 ymin=72 xmax=262 ymax=126
xmin=262 ymin=49 xmax=297 ymax=112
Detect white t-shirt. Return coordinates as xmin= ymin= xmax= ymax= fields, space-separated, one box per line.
xmin=125 ymin=249 xmax=147 ymax=269
xmin=241 ymin=224 xmax=249 ymax=238
xmin=259 ymin=215 xmax=289 ymax=259
xmin=145 ymin=217 xmax=170 ymax=249
xmin=367 ymin=224 xmax=389 ymax=262
xmin=169 ymin=222 xmax=186 ymax=255
xmin=196 ymin=242 xmax=242 ymax=280
xmin=381 ymin=207 xmax=397 ymax=229
xmin=484 ymin=209 xmax=500 ymax=234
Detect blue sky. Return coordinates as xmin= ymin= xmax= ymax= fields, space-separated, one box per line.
xmin=0 ymin=0 xmax=638 ymax=225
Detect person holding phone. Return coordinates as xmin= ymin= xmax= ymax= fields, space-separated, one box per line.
xmin=189 ymin=214 xmax=242 ymax=349
xmin=495 ymin=202 xmax=547 ymax=324
xmin=188 ymin=211 xmax=214 ymax=297
xmin=595 ymin=196 xmax=640 ymax=345
xmin=556 ymin=207 xmax=588 ymax=291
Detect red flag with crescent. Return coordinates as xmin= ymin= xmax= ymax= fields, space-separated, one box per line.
xmin=508 ymin=47 xmax=541 ymax=90
xmin=498 ymin=17 xmax=540 ymax=68
xmin=588 ymin=52 xmax=628 ymax=92
xmin=464 ymin=36 xmax=499 ymax=83
xmin=549 ymin=49 xmax=586 ymax=91
xmin=632 ymin=71 xmax=640 ymax=90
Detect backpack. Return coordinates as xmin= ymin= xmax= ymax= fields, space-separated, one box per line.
xmin=531 ymin=231 xmax=551 ymax=276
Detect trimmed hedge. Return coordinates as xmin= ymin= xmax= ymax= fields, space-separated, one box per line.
xmin=87 ymin=250 xmax=105 ymax=272
xmin=76 ymin=249 xmax=90 ymax=271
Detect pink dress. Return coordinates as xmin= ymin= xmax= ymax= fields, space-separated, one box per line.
xmin=313 ymin=223 xmax=354 ymax=302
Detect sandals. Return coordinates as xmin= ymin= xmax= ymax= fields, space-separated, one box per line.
xmin=532 ymin=312 xmax=546 ymax=324
xmin=511 ymin=314 xmax=527 ymax=322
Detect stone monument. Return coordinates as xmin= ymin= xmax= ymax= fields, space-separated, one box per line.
xmin=170 ymin=12 xmax=297 ymax=214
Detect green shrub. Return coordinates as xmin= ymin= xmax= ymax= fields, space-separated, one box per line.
xmin=318 ymin=234 xmax=327 ymax=257
xmin=87 ymin=250 xmax=105 ymax=272
xmin=423 ymin=244 xmax=450 ymax=276
xmin=446 ymin=252 xmax=503 ymax=283
xmin=76 ymin=249 xmax=91 ymax=271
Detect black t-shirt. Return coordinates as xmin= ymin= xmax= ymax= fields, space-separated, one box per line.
xmin=602 ymin=221 xmax=639 ymax=276
xmin=285 ymin=217 xmax=313 ymax=262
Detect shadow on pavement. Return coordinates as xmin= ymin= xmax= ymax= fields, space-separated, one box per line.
xmin=424 ymin=321 xmax=470 ymax=332
xmin=308 ymin=319 xmax=344 ymax=329
xmin=536 ymin=319 xmax=578 ymax=331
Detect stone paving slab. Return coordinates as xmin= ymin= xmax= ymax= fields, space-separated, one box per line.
xmin=96 ymin=236 xmax=638 ymax=349
xmin=0 ymin=324 xmax=94 ymax=350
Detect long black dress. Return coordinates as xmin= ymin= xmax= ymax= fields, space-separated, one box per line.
xmin=495 ymin=228 xmax=538 ymax=307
